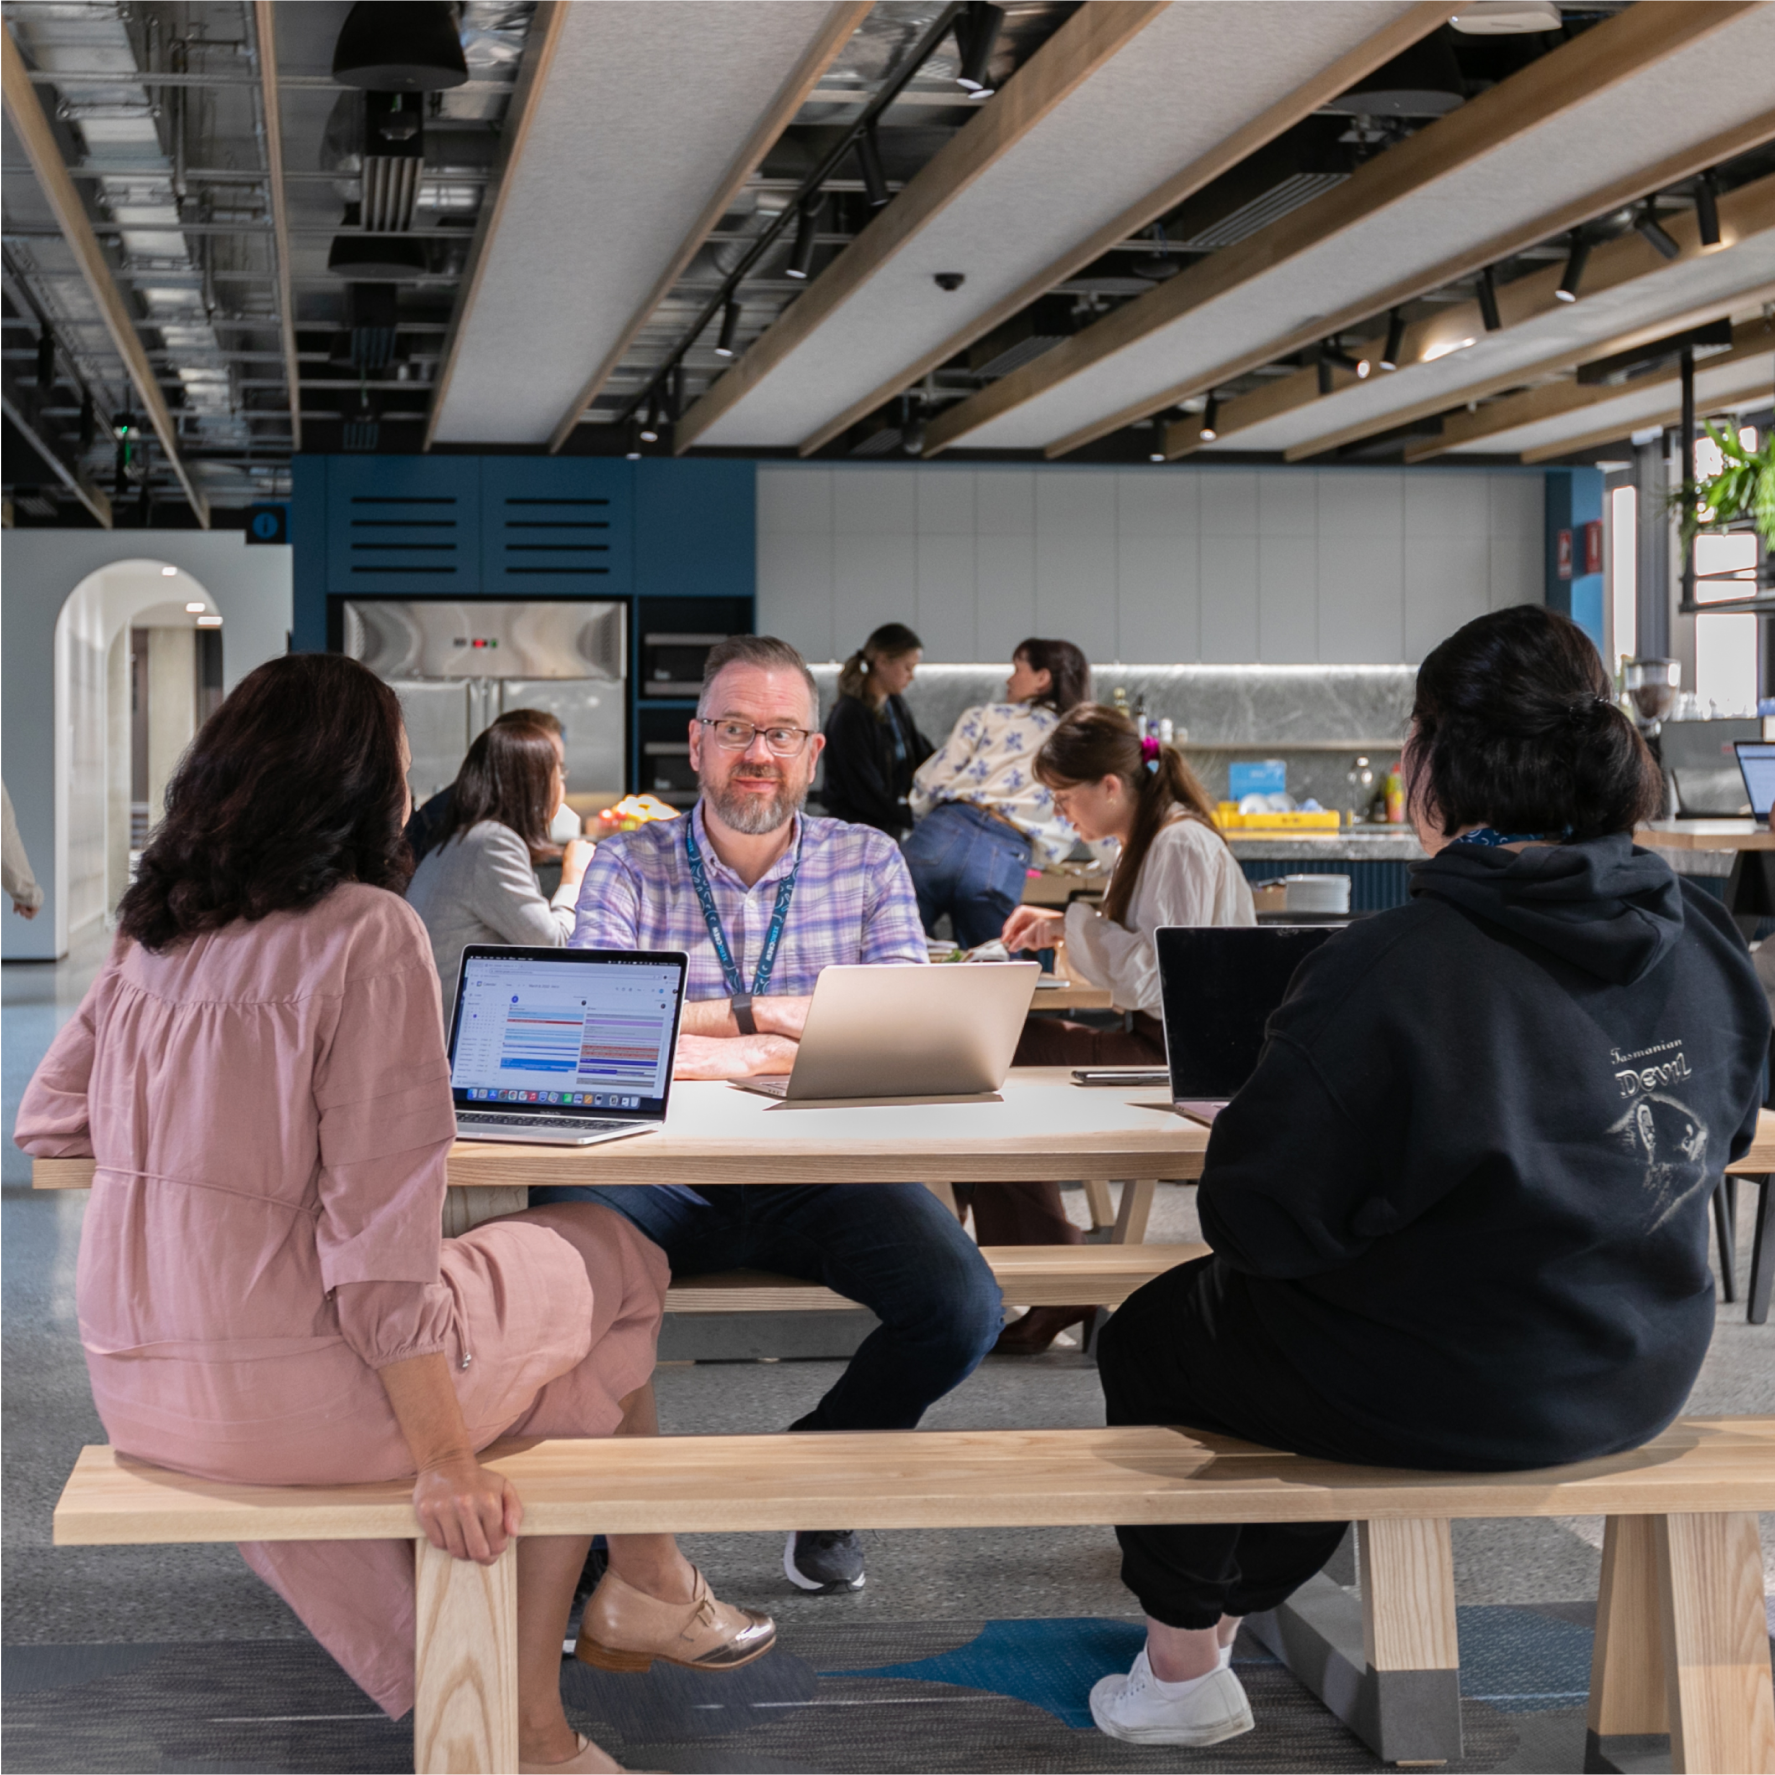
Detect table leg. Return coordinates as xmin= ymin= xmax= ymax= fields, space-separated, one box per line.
xmin=1711 ymin=1180 xmax=1738 ymax=1303
xmin=443 ymin=1186 xmax=530 ymax=1239
xmin=1748 ymin=1176 xmax=1772 ymax=1326
xmin=1112 ymin=1179 xmax=1156 ymax=1244
xmin=414 ymin=1538 xmax=518 ymax=1775
xmin=1083 ymin=1179 xmax=1115 ymax=1231
xmin=1655 ymin=1511 xmax=1775 ymax=1774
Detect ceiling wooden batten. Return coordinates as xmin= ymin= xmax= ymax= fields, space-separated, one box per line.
xmin=2 ymin=27 xmax=210 ymax=524
xmin=1263 ymin=170 xmax=1775 ymax=461
xmin=685 ymin=0 xmax=1462 ymax=461
xmin=252 ymin=0 xmax=301 ymax=453
xmin=1519 ymin=354 xmax=1775 ymax=463
xmin=672 ymin=0 xmax=1172 ymax=455
xmin=1402 ymin=316 xmax=1775 ymax=462
xmin=922 ymin=0 xmax=1755 ymax=460
xmin=546 ymin=0 xmax=872 ymax=454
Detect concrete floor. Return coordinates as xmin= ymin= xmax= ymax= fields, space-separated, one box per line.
xmin=5 ymin=928 xmax=1772 ymax=1652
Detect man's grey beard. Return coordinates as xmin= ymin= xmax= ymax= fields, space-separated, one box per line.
xmin=703 ymin=768 xmax=808 ymax=835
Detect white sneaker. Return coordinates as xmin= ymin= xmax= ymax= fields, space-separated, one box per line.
xmin=1089 ymin=1648 xmax=1255 ymax=1746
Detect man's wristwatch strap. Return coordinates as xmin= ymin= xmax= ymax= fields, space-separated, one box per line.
xmin=731 ymin=992 xmax=758 ymax=1035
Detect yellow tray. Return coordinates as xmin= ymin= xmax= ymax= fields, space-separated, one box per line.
xmin=1215 ymin=805 xmax=1342 ymax=831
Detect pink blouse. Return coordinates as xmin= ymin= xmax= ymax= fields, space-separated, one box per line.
xmin=17 ymin=885 xmax=461 ymax=1407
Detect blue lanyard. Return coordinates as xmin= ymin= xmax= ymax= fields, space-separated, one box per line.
xmin=683 ymin=815 xmax=802 ymax=999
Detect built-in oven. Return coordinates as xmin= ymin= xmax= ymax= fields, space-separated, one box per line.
xmin=641 ymin=633 xmax=725 ymax=700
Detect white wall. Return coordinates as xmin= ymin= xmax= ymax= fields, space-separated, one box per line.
xmin=758 ymin=463 xmax=1544 ymax=667
xmin=3 ymin=531 xmax=291 ymax=961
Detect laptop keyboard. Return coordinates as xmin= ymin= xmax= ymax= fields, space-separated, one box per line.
xmin=456 ymin=1111 xmax=641 ymax=1132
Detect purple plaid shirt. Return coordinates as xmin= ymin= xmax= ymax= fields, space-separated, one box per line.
xmin=570 ymin=802 xmax=927 ymax=999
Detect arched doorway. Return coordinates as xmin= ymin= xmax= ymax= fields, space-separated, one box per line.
xmin=52 ymin=561 xmax=221 ymax=952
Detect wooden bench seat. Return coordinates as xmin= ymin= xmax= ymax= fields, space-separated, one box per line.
xmin=53 ymin=1417 xmax=1775 ymax=1774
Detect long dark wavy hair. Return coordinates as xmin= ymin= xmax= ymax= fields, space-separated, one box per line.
xmin=1407 ymin=606 xmax=1662 ymax=842
xmin=1035 ymin=704 xmax=1224 ymax=929
xmin=117 ymin=653 xmax=413 ymax=953
xmin=433 ymin=720 xmax=559 ymax=857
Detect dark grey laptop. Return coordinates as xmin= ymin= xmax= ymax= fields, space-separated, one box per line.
xmin=1662 ymin=718 xmax=1760 ymax=816
xmin=446 ymin=946 xmax=687 ymax=1146
xmin=1155 ymin=925 xmax=1336 ymax=1125
xmin=1736 ymin=739 xmax=1775 ymax=820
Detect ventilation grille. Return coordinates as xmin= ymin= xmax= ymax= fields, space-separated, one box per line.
xmin=492 ymin=496 xmax=612 ymax=578
xmin=345 ymin=494 xmax=460 ymax=571
xmin=1175 ymin=173 xmax=1347 ymax=252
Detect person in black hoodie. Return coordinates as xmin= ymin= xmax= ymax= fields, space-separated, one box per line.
xmin=1086 ymin=605 xmax=1768 ymax=1751
xmin=820 ymin=623 xmax=934 ymax=835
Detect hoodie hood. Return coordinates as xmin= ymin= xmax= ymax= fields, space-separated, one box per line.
xmin=1410 ymin=832 xmax=1684 ymax=985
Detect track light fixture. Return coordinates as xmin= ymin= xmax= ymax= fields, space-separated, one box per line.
xmin=1200 ymin=396 xmax=1220 ymax=441
xmin=715 ymin=299 xmax=741 ymax=359
xmin=1320 ymin=341 xmax=1372 ymax=381
xmin=1476 ymin=265 xmax=1502 ymax=332
xmin=856 ymin=124 xmax=890 ymax=209
xmin=1635 ymin=201 xmax=1680 ymax=261
xmin=787 ymin=195 xmax=822 ymax=280
xmin=1380 ymin=308 xmax=1407 ymax=370
xmin=1555 ymin=232 xmax=1589 ymax=303
xmin=955 ymin=3 xmax=1005 ymax=96
xmin=624 ymin=420 xmax=642 ymax=460
xmin=1695 ymin=171 xmax=1721 ymax=249
xmin=900 ymin=395 xmax=927 ymax=457
xmin=1317 ymin=355 xmax=1334 ymax=397
xmin=638 ymin=396 xmax=661 ymax=445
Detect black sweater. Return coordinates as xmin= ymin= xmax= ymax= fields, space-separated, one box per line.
xmin=821 ymin=693 xmax=933 ymax=834
xmin=1196 ymin=833 xmax=1767 ymax=1471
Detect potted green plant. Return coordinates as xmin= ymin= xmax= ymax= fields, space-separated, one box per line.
xmin=1675 ymin=419 xmax=1775 ymax=550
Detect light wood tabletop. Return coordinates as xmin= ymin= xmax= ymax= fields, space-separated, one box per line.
xmin=1635 ymin=819 xmax=1775 ymax=852
xmin=1028 ymin=978 xmax=1116 ymax=1012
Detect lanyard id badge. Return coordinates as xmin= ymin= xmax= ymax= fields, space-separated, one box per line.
xmin=684 ymin=816 xmax=802 ymax=1030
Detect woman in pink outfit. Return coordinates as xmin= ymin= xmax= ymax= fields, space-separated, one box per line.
xmin=16 ymin=655 xmax=770 ymax=1775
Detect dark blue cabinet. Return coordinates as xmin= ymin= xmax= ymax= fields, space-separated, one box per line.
xmin=325 ymin=456 xmax=481 ymax=591
xmin=635 ymin=459 xmax=754 ymax=600
xmin=481 ymin=457 xmax=633 ymax=594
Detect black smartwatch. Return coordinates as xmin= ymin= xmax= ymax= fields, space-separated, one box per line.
xmin=731 ymin=992 xmax=758 ymax=1035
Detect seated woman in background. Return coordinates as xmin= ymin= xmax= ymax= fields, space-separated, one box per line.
xmin=14 ymin=656 xmax=771 ymax=1775
xmin=902 ymin=636 xmax=1093 ymax=949
xmin=820 ymin=622 xmax=933 ymax=836
xmin=986 ymin=707 xmax=1255 ymax=1353
xmin=405 ymin=707 xmax=580 ymax=868
xmin=1084 ymin=605 xmax=1767 ymax=1750
xmin=406 ymin=718 xmax=595 ymax=1025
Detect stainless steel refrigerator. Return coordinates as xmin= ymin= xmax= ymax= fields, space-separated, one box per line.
xmin=341 ymin=600 xmax=626 ymax=802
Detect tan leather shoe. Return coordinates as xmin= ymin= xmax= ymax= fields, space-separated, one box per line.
xmin=575 ymin=1564 xmax=776 ymax=1674
xmin=517 ymin=1732 xmax=624 ymax=1773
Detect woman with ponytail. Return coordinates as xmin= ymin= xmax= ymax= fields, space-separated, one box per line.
xmin=820 ymin=623 xmax=933 ymax=836
xmin=980 ymin=706 xmax=1254 ymax=1354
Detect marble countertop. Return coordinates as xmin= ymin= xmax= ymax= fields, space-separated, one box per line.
xmin=1224 ymin=829 xmax=1426 ymax=861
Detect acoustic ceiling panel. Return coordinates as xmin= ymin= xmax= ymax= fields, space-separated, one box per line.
xmin=951 ymin=4 xmax=1775 ymax=451
xmin=692 ymin=1 xmax=1424 ymax=450
xmin=1445 ymin=351 xmax=1775 ymax=458
xmin=1215 ymin=231 xmax=1775 ymax=455
xmin=429 ymin=2 xmax=850 ymax=445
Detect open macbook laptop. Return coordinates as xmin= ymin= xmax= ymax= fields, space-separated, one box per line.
xmin=447 ymin=946 xmax=688 ymax=1145
xmin=1736 ymin=740 xmax=1775 ymax=820
xmin=734 ymin=961 xmax=1041 ymax=1102
xmin=1156 ymin=926 xmax=1336 ymax=1125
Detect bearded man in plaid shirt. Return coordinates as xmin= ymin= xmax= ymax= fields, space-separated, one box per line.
xmin=532 ymin=636 xmax=1002 ymax=1598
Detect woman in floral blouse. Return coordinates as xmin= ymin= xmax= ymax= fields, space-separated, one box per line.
xmin=902 ymin=638 xmax=1091 ymax=948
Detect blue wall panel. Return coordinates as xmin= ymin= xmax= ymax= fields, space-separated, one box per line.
xmin=635 ymin=458 xmax=755 ymax=600
xmin=1543 ymin=467 xmax=1605 ymax=657
xmin=481 ymin=457 xmax=633 ymax=594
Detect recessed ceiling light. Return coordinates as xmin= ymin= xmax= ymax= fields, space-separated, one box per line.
xmin=185 ymin=601 xmax=205 ymax=613
xmin=1423 ymin=337 xmax=1477 ymax=362
xmin=161 ymin=565 xmax=178 ymax=576
xmin=196 ymin=615 xmax=223 ymax=628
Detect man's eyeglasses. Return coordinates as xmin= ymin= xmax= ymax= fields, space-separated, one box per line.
xmin=698 ymin=717 xmax=815 ymax=757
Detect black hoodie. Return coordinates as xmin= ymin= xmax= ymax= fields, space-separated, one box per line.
xmin=1195 ymin=833 xmax=1767 ymax=1471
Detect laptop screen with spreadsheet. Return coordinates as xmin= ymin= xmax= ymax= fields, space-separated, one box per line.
xmin=446 ymin=947 xmax=687 ymax=1118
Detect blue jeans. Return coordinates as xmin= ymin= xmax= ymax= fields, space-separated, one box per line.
xmin=901 ymin=801 xmax=1033 ymax=950
xmin=529 ymin=1181 xmax=1003 ymax=1431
